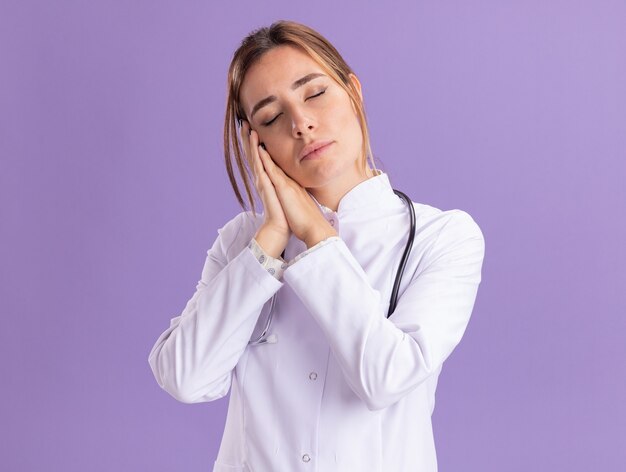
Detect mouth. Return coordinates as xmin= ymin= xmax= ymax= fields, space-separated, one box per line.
xmin=299 ymin=140 xmax=334 ymax=161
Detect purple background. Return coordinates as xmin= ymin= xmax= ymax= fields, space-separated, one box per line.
xmin=2 ymin=1 xmax=625 ymax=470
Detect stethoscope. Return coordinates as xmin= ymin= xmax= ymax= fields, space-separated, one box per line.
xmin=249 ymin=189 xmax=416 ymax=345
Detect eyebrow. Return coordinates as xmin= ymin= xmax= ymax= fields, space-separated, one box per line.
xmin=249 ymin=72 xmax=326 ymax=120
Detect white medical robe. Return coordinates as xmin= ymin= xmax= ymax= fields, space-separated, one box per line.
xmin=148 ymin=171 xmax=485 ymax=471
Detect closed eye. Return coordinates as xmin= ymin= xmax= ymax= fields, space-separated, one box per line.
xmin=262 ymin=88 xmax=327 ymax=127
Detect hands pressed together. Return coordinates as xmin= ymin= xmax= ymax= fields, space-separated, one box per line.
xmin=239 ymin=120 xmax=338 ymax=258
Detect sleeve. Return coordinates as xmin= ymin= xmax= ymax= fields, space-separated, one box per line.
xmin=289 ymin=236 xmax=341 ymax=265
xmin=282 ymin=210 xmax=485 ymax=411
xmin=147 ymin=212 xmax=284 ymax=404
xmin=249 ymin=236 xmax=342 ymax=280
xmin=248 ymin=238 xmax=288 ymax=279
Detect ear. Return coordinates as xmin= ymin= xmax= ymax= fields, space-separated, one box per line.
xmin=349 ymin=73 xmax=363 ymax=102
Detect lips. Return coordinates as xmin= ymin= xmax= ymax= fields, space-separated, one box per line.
xmin=299 ymin=140 xmax=334 ymax=161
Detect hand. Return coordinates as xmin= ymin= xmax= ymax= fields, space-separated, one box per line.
xmin=249 ymin=129 xmax=338 ymax=248
xmin=239 ymin=120 xmax=290 ymax=255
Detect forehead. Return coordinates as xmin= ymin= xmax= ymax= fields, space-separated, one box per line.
xmin=240 ymin=45 xmax=325 ymax=113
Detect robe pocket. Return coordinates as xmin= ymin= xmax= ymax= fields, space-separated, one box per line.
xmin=212 ymin=461 xmax=245 ymax=472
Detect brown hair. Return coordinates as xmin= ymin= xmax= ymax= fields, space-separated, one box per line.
xmin=223 ymin=19 xmax=379 ymax=214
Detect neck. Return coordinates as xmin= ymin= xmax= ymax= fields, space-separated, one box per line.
xmin=307 ymin=167 xmax=378 ymax=212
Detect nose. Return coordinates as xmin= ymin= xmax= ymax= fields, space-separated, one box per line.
xmin=291 ymin=109 xmax=315 ymax=138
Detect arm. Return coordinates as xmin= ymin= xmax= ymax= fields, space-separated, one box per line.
xmin=250 ymin=235 xmax=342 ymax=280
xmin=282 ymin=210 xmax=485 ymax=411
xmin=147 ymin=212 xmax=283 ymax=403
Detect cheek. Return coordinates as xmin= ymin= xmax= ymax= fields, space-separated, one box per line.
xmin=334 ymin=106 xmax=362 ymax=143
xmin=333 ymin=96 xmax=360 ymax=129
xmin=263 ymin=138 xmax=293 ymax=170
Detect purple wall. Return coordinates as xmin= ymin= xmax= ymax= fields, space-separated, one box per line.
xmin=2 ymin=1 xmax=625 ymax=470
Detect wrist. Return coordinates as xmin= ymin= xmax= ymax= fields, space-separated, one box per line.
xmin=255 ymin=225 xmax=289 ymax=259
xmin=304 ymin=228 xmax=338 ymax=249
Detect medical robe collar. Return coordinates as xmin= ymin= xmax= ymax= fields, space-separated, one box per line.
xmin=306 ymin=171 xmax=402 ymax=216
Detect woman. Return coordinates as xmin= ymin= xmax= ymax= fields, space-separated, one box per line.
xmin=149 ymin=20 xmax=485 ymax=472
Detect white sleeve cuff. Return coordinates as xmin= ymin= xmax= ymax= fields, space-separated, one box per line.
xmin=248 ymin=238 xmax=288 ymax=279
xmin=290 ymin=236 xmax=342 ymax=265
xmin=249 ymin=236 xmax=342 ymax=279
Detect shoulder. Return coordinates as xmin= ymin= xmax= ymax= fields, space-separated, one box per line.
xmin=412 ymin=202 xmax=483 ymax=241
xmin=409 ymin=203 xmax=485 ymax=268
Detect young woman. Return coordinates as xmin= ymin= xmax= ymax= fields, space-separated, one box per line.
xmin=149 ymin=20 xmax=485 ymax=472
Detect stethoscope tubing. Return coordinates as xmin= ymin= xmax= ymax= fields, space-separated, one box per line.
xmin=388 ymin=189 xmax=416 ymax=317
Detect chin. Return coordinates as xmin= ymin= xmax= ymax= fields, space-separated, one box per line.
xmin=301 ymin=163 xmax=353 ymax=189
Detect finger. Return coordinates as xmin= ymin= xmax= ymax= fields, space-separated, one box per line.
xmin=239 ymin=121 xmax=257 ymax=177
xmin=257 ymin=143 xmax=275 ymax=178
xmin=250 ymin=131 xmax=271 ymax=190
xmin=253 ymin=143 xmax=266 ymax=186
xmin=248 ymin=129 xmax=260 ymax=171
xmin=258 ymin=144 xmax=290 ymax=184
